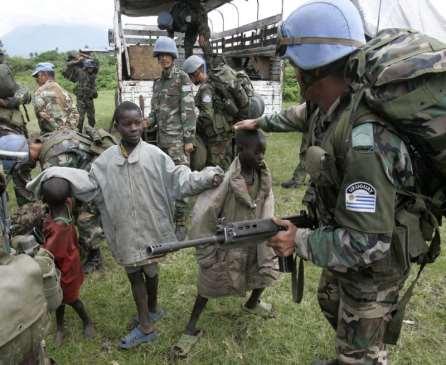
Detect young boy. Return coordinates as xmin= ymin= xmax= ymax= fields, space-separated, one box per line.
xmin=27 ymin=101 xmax=223 ymax=349
xmin=171 ymin=129 xmax=279 ymax=358
xmin=41 ymin=177 xmax=94 ymax=346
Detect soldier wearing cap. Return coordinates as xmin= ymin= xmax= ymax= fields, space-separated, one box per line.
xmin=149 ymin=36 xmax=197 ymax=241
xmin=32 ymin=62 xmax=78 ymax=133
xmin=158 ymin=0 xmax=211 ymax=60
xmin=63 ymin=55 xmax=99 ymax=131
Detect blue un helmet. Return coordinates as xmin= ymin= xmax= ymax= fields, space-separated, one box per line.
xmin=0 ymin=134 xmax=29 ymax=173
xmin=158 ymin=11 xmax=174 ymax=30
xmin=276 ymin=0 xmax=365 ymax=70
xmin=153 ymin=36 xmax=178 ymax=59
xmin=183 ymin=55 xmax=205 ymax=75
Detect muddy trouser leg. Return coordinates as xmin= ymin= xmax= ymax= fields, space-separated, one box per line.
xmin=86 ymin=98 xmax=96 ymax=127
xmin=12 ymin=159 xmax=36 ymax=206
xmin=162 ymin=144 xmax=190 ymax=226
xmin=331 ymin=273 xmax=404 ymax=365
xmin=77 ymin=97 xmax=86 ymax=132
xmin=76 ymin=202 xmax=103 ymax=272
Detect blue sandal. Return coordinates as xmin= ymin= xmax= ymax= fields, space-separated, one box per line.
xmin=127 ymin=308 xmax=166 ymax=330
xmin=119 ymin=327 xmax=159 ymax=349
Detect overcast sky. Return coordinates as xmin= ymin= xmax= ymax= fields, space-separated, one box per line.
xmin=2 ymin=0 xmax=446 ymax=39
xmin=0 ymin=0 xmax=303 ymax=36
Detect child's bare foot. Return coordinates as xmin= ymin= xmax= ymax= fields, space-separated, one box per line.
xmin=55 ymin=330 xmax=64 ymax=346
xmin=83 ymin=322 xmax=96 ymax=339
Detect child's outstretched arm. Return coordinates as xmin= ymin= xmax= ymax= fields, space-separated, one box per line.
xmin=27 ymin=166 xmax=101 ymax=204
xmin=163 ymin=154 xmax=224 ymax=200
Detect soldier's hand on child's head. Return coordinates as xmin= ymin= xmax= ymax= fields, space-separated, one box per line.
xmin=184 ymin=143 xmax=194 ymax=154
xmin=268 ymin=217 xmax=297 ymax=257
xmin=233 ymin=119 xmax=259 ymax=131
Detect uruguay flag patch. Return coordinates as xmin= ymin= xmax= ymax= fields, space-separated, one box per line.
xmin=345 ymin=182 xmax=376 ymax=213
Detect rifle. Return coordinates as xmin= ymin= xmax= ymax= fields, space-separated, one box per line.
xmin=147 ymin=211 xmax=317 ymax=302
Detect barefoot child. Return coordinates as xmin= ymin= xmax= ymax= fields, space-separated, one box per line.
xmin=27 ymin=101 xmax=223 ymax=349
xmin=172 ymin=129 xmax=279 ymax=358
xmin=41 ymin=177 xmax=94 ymax=345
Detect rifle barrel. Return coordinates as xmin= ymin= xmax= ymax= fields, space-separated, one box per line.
xmin=147 ymin=235 xmax=223 ymax=256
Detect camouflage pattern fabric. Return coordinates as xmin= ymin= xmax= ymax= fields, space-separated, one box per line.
xmin=63 ymin=63 xmax=97 ymax=130
xmin=151 ymin=65 xmax=196 ymax=225
xmin=170 ymin=0 xmax=211 ymax=59
xmin=32 ymin=80 xmax=78 ymax=133
xmin=257 ymin=98 xmax=421 ymax=362
xmin=195 ymin=81 xmax=233 ymax=170
xmin=11 ymin=200 xmax=46 ymax=236
xmin=150 ymin=65 xmax=196 ymax=148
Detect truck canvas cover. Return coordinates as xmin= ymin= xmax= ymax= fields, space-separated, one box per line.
xmin=119 ymin=0 xmax=230 ymax=16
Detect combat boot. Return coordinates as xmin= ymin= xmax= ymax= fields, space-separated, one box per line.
xmin=281 ymin=177 xmax=301 ymax=189
xmin=83 ymin=248 xmax=102 ymax=274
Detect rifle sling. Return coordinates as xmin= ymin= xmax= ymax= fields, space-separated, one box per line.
xmin=292 ymin=256 xmax=305 ymax=304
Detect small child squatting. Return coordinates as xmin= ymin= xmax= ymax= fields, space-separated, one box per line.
xmin=171 ymin=129 xmax=279 ymax=358
xmin=41 ymin=177 xmax=94 ymax=346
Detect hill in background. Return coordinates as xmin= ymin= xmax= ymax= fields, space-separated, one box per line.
xmin=2 ymin=24 xmax=109 ymax=57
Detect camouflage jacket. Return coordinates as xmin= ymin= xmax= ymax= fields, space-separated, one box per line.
xmin=259 ymin=98 xmax=420 ymax=282
xmin=32 ymin=80 xmax=78 ymax=133
xmin=38 ymin=127 xmax=116 ymax=171
xmin=0 ymin=82 xmax=31 ymax=135
xmin=62 ymin=64 xmax=97 ymax=99
xmin=149 ymin=65 xmax=196 ymax=146
xmin=195 ymin=81 xmax=232 ymax=142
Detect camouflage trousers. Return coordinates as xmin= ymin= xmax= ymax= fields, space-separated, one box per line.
xmin=74 ymin=201 xmax=103 ymax=254
xmin=77 ymin=97 xmax=95 ymax=131
xmin=12 ymin=159 xmax=36 ymax=206
xmin=291 ymin=160 xmax=307 ymax=183
xmin=207 ymin=139 xmax=232 ymax=171
xmin=317 ymin=269 xmax=405 ymax=365
xmin=161 ymin=144 xmax=190 ymax=225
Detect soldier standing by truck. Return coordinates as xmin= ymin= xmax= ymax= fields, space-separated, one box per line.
xmin=157 ymin=0 xmax=212 ymax=61
xmin=149 ymin=37 xmax=197 ymax=241
xmin=63 ymin=53 xmax=99 ymax=131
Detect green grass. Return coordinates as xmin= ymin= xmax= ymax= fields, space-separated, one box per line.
xmin=11 ymin=91 xmax=446 ymax=364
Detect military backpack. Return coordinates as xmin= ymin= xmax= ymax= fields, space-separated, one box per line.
xmin=344 ymin=28 xmax=446 ymax=343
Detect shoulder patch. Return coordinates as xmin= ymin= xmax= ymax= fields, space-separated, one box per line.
xmin=352 ymin=122 xmax=374 ymax=150
xmin=345 ymin=182 xmax=376 ymax=213
xmin=182 ymin=84 xmax=193 ymax=92
xmin=202 ymin=94 xmax=212 ymax=103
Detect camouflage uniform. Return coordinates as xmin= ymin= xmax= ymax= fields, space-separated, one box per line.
xmin=0 ymin=62 xmax=35 ymax=206
xmin=38 ymin=127 xmax=115 ymax=271
xmin=194 ymin=81 xmax=232 ymax=170
xmin=150 ymin=64 xmax=196 ymax=226
xmin=258 ymin=98 xmax=420 ymax=364
xmin=63 ymin=62 xmax=98 ymax=130
xmin=32 ymin=79 xmax=78 ymax=133
xmin=169 ymin=0 xmax=211 ymax=60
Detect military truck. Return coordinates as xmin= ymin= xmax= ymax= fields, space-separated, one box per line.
xmin=110 ymin=0 xmax=283 ymax=123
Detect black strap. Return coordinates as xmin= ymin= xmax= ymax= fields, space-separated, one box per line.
xmin=292 ymin=256 xmax=305 ymax=303
xmin=384 ymin=263 xmax=425 ymax=345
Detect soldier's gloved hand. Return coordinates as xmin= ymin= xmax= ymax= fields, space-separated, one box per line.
xmin=233 ymin=119 xmax=259 ymax=131
xmin=268 ymin=217 xmax=297 ymax=257
xmin=184 ymin=143 xmax=194 ymax=154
